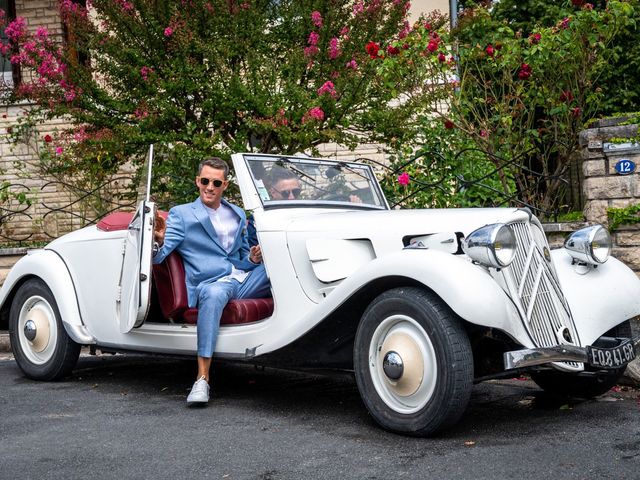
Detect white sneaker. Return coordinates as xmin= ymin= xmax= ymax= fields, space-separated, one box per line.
xmin=186 ymin=376 xmax=210 ymax=406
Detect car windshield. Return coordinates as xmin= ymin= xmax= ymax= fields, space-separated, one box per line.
xmin=243 ymin=155 xmax=388 ymax=209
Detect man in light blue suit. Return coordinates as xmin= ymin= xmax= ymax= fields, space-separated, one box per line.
xmin=153 ymin=157 xmax=270 ymax=406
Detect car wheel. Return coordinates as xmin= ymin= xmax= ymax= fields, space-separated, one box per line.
xmin=9 ymin=278 xmax=81 ymax=380
xmin=353 ymin=287 xmax=473 ymax=436
xmin=531 ymin=321 xmax=632 ymax=399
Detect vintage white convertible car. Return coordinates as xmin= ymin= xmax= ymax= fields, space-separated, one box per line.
xmin=1 ymin=150 xmax=639 ymax=436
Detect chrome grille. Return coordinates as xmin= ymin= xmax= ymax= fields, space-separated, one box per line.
xmin=503 ymin=222 xmax=581 ymax=371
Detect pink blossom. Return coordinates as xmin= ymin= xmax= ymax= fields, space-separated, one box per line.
xmin=311 ymin=11 xmax=323 ymax=28
xmin=485 ymin=44 xmax=495 ymax=57
xmin=308 ymin=31 xmax=320 ymax=46
xmin=240 ymin=2 xmax=250 ymax=9
xmin=5 ymin=17 xmax=27 ymax=42
xmin=117 ymin=0 xmax=134 ymax=12
xmin=303 ymin=107 xmax=324 ymax=123
xmin=328 ymin=37 xmax=341 ymax=59
xmin=140 ymin=66 xmax=154 ymax=81
xmin=560 ymin=17 xmax=571 ymax=29
xmin=397 ymin=172 xmax=410 ymax=186
xmin=398 ymin=21 xmax=411 ymax=40
xmin=55 ymin=146 xmax=64 ymax=155
xmin=340 ymin=26 xmax=350 ymax=37
xmin=346 ymin=58 xmax=358 ymax=70
xmin=35 ymin=27 xmax=49 ymax=40
xmin=352 ymin=1 xmax=364 ymax=15
xmin=317 ymin=80 xmax=337 ymax=98
xmin=164 ymin=27 xmax=174 ymax=37
xmin=427 ymin=39 xmax=438 ymax=53
xmin=303 ymin=45 xmax=319 ymax=58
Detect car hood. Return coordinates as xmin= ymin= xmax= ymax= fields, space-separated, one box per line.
xmin=279 ymin=207 xmax=532 ymax=237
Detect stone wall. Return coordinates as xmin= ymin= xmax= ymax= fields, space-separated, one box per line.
xmin=1 ymin=2 xmax=76 ymax=244
xmin=579 ymin=119 xmax=640 ymax=274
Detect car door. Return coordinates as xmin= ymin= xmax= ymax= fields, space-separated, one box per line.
xmin=116 ymin=145 xmax=156 ymax=333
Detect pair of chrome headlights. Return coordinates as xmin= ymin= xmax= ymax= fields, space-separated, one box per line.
xmin=463 ymin=223 xmax=611 ymax=269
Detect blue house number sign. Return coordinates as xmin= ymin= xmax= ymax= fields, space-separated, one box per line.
xmin=615 ymin=159 xmax=636 ymax=175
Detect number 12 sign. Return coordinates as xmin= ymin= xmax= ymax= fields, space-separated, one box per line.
xmin=615 ymin=159 xmax=636 ymax=175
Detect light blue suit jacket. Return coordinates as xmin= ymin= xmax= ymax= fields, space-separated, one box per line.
xmin=153 ymin=197 xmax=257 ymax=308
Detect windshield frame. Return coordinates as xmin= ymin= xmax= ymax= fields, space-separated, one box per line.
xmin=240 ymin=154 xmax=389 ymax=211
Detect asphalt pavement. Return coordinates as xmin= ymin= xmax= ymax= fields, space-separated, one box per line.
xmin=0 ymin=353 xmax=639 ymax=480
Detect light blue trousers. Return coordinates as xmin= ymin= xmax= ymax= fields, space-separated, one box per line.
xmin=196 ymin=264 xmax=271 ymax=358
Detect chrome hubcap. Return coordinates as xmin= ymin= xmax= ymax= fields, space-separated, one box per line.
xmin=382 ymin=351 xmax=404 ymax=380
xmin=24 ymin=320 xmax=37 ymax=341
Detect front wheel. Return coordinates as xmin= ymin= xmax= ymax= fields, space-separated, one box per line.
xmin=353 ymin=287 xmax=473 ymax=436
xmin=9 ymin=278 xmax=80 ymax=380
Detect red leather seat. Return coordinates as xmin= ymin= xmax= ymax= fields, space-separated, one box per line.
xmin=152 ymin=251 xmax=273 ymax=325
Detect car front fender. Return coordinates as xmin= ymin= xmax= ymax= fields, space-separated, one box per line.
xmin=327 ymin=248 xmax=533 ymax=348
xmin=0 ymin=249 xmax=96 ymax=345
xmin=551 ymin=248 xmax=640 ymax=345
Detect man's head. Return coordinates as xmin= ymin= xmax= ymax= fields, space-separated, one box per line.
xmin=196 ymin=157 xmax=229 ymax=209
xmin=268 ymin=168 xmax=301 ymax=200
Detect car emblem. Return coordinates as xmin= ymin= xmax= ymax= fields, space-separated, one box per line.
xmin=543 ymin=247 xmax=551 ymax=262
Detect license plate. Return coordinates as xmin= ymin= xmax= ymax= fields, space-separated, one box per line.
xmin=586 ymin=339 xmax=636 ymax=369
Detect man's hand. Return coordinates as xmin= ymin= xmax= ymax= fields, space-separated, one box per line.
xmin=249 ymin=245 xmax=263 ymax=264
xmin=154 ymin=211 xmax=166 ymax=245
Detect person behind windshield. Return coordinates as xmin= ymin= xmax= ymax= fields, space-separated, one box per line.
xmin=268 ymin=168 xmax=302 ymax=200
xmin=153 ymin=157 xmax=271 ymax=406
xmin=247 ymin=168 xmax=301 ymax=247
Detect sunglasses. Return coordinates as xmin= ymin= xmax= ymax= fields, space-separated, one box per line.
xmin=274 ymin=188 xmax=302 ymax=198
xmin=199 ymin=177 xmax=224 ymax=188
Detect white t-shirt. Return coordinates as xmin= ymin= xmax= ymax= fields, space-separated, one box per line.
xmin=203 ymin=202 xmax=249 ymax=283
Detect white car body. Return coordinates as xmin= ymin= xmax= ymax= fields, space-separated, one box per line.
xmin=1 ymin=151 xmax=639 ymax=435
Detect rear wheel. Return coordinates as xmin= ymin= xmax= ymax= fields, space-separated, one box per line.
xmin=353 ymin=287 xmax=473 ymax=436
xmin=531 ymin=321 xmax=632 ymax=398
xmin=9 ymin=278 xmax=80 ymax=380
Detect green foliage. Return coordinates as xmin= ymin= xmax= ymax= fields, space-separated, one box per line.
xmin=2 ymin=0 xmax=419 ymax=207
xmin=607 ymin=203 xmax=640 ymax=231
xmin=378 ymin=1 xmax=636 ymax=217
xmin=486 ymin=0 xmax=640 ymax=116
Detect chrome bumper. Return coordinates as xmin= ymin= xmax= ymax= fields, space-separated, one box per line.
xmin=503 ymin=336 xmax=640 ymax=370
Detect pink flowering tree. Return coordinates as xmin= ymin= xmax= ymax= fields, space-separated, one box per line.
xmin=378 ymin=1 xmax=635 ymax=216
xmin=1 ymin=0 xmax=427 ymax=207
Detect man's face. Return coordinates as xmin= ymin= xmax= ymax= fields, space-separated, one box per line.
xmin=270 ymin=178 xmax=302 ymax=200
xmin=196 ymin=165 xmax=228 ymax=209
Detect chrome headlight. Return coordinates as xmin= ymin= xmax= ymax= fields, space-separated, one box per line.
xmin=564 ymin=225 xmax=611 ymax=265
xmin=463 ymin=223 xmax=517 ymax=268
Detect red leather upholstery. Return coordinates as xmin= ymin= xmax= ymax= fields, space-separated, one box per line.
xmin=96 ymin=211 xmax=135 ymax=231
xmin=97 ymin=210 xmax=168 ymax=231
xmin=152 ymin=251 xmax=273 ymax=325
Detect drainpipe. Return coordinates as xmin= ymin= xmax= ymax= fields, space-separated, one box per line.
xmin=449 ymin=0 xmax=458 ymax=28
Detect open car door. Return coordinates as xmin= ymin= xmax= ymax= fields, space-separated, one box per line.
xmin=116 ymin=145 xmax=156 ymax=333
